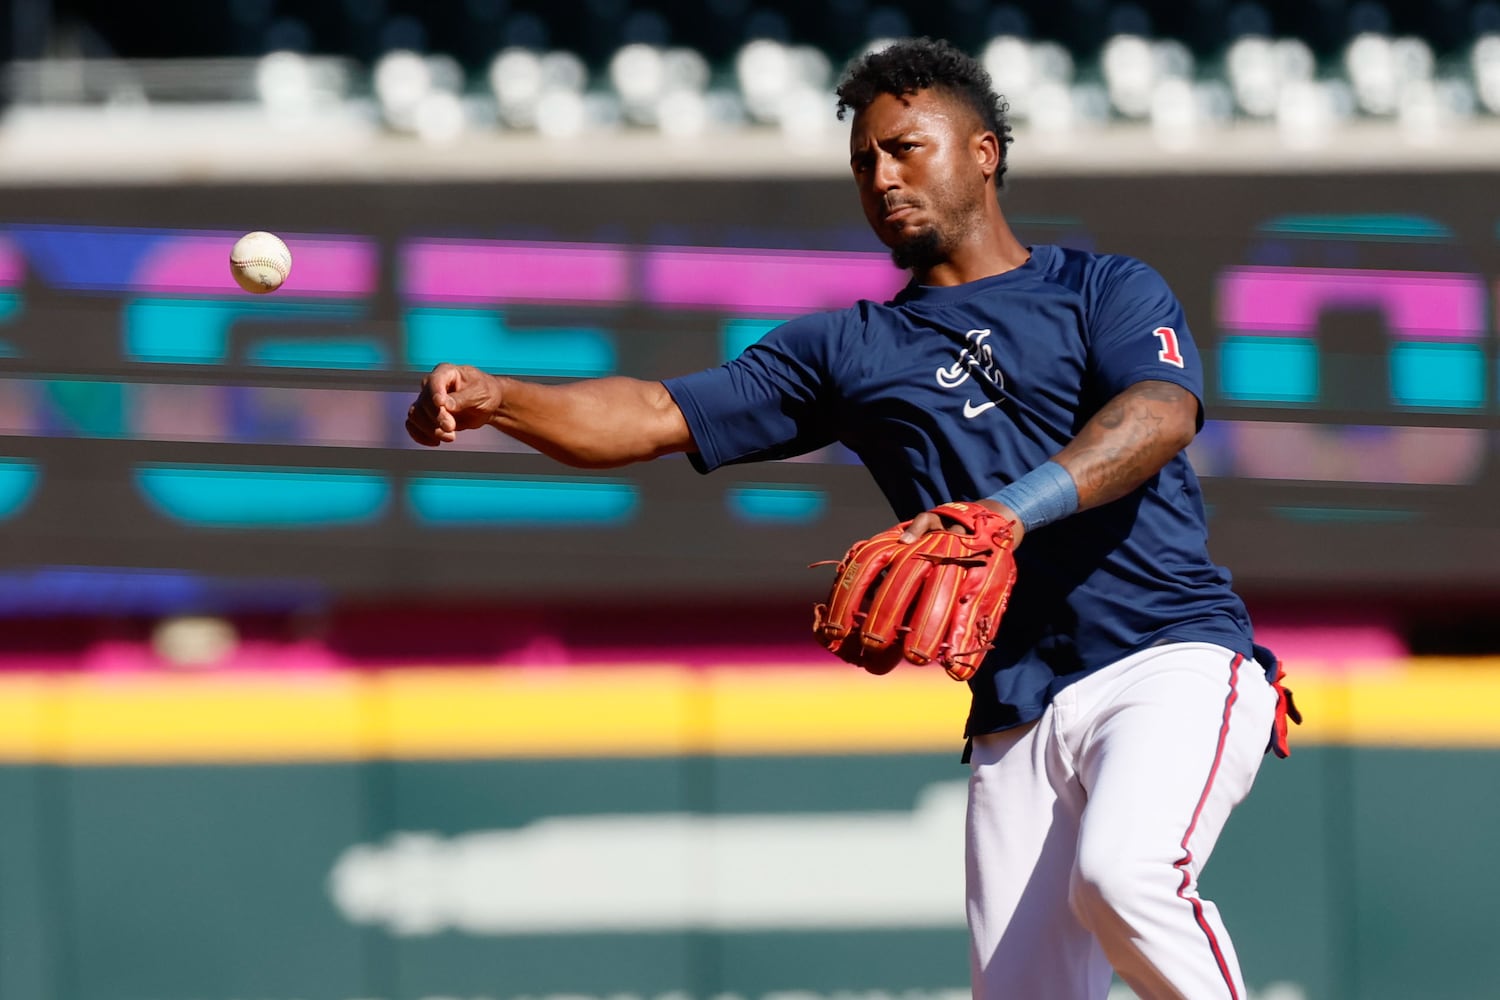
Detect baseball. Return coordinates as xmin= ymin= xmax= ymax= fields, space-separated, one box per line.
xmin=229 ymin=231 xmax=292 ymax=294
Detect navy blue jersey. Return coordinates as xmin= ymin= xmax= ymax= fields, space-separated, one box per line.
xmin=663 ymin=244 xmax=1256 ymax=737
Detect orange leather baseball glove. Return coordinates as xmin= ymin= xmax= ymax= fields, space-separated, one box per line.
xmin=811 ymin=501 xmax=1018 ymax=681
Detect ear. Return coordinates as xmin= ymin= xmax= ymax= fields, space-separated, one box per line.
xmin=972 ymin=130 xmax=1001 ymax=182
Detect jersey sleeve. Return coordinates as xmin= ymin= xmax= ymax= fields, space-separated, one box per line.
xmin=1085 ymin=256 xmax=1205 ymax=421
xmin=662 ymin=310 xmax=846 ymax=473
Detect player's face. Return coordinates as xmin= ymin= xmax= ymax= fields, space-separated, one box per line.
xmin=848 ymin=88 xmax=991 ymax=271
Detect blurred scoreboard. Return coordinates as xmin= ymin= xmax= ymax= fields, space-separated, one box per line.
xmin=0 ymin=172 xmax=1495 ymax=611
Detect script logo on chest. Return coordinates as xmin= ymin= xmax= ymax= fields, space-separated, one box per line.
xmin=935 ymin=328 xmax=1006 ymax=418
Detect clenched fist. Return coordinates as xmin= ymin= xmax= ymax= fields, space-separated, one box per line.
xmin=405 ymin=364 xmax=503 ymax=447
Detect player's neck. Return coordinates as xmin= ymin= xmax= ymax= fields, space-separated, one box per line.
xmin=911 ymin=218 xmax=1030 ymax=287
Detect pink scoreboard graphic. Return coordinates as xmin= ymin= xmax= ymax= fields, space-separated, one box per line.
xmin=0 ymin=191 xmax=1496 ymax=607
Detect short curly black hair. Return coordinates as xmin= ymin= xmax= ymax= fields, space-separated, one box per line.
xmin=835 ymin=38 xmax=1013 ymax=187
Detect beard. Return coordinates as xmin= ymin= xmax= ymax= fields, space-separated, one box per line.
xmin=889 ymin=226 xmax=947 ymax=272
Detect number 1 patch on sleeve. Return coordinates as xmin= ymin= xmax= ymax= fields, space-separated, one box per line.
xmin=1152 ymin=326 xmax=1184 ymax=368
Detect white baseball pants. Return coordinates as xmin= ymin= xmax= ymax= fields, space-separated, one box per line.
xmin=966 ymin=642 xmax=1279 ymax=1000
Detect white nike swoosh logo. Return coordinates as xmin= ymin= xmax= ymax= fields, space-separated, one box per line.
xmin=963 ymin=399 xmax=998 ymax=419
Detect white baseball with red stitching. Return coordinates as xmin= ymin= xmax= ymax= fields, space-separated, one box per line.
xmin=229 ymin=231 xmax=292 ymax=294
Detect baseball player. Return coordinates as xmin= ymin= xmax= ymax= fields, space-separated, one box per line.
xmin=406 ymin=38 xmax=1296 ymax=1000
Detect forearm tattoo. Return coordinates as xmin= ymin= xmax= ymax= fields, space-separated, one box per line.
xmin=1064 ymin=381 xmax=1194 ymax=508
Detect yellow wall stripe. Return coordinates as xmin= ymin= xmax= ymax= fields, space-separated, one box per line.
xmin=378 ymin=666 xmax=707 ymax=759
xmin=0 ymin=674 xmax=375 ymax=764
xmin=0 ymin=661 xmax=1495 ymax=764
xmin=1286 ymin=662 xmax=1500 ymax=748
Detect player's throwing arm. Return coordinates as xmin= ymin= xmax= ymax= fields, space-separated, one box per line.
xmin=405 ymin=364 xmax=695 ymax=468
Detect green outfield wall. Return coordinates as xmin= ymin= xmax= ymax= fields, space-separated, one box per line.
xmin=0 ymin=665 xmax=1497 ymax=1000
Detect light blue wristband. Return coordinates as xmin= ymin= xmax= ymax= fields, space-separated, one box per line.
xmin=986 ymin=461 xmax=1079 ymax=533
